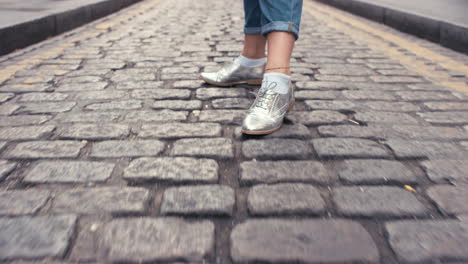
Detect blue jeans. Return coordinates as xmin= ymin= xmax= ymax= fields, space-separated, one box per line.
xmin=244 ymin=0 xmax=303 ymax=40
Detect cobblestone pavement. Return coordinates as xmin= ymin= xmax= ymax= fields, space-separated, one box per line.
xmin=1 ymin=0 xmax=468 ymax=263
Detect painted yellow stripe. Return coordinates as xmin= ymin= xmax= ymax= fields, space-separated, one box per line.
xmin=0 ymin=0 xmax=160 ymax=85
xmin=304 ymin=1 xmax=468 ymax=95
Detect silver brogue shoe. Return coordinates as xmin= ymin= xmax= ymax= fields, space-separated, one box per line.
xmin=241 ymin=78 xmax=295 ymax=135
xmin=200 ymin=58 xmax=264 ymax=86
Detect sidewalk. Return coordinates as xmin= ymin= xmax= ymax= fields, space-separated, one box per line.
xmin=0 ymin=0 xmax=468 ymax=263
xmin=0 ymin=0 xmax=142 ymax=55
xmin=316 ymin=0 xmax=468 ymax=53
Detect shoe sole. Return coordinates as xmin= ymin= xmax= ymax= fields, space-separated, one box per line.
xmin=199 ymin=76 xmax=262 ymax=86
xmin=241 ymin=101 xmax=295 ymax=135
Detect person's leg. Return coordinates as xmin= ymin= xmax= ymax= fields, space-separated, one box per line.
xmin=241 ymin=0 xmax=303 ymax=135
xmin=199 ymin=0 xmax=266 ymax=86
xmin=242 ymin=34 xmax=266 ymax=59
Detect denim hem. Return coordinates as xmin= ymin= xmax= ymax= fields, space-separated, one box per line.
xmin=261 ymin=21 xmax=300 ymax=40
xmin=244 ymin=27 xmax=262 ymax=35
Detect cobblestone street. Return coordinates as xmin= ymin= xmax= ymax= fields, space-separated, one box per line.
xmin=1 ymin=0 xmax=468 ymax=263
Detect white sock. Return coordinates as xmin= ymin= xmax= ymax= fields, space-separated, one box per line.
xmin=263 ymin=72 xmax=291 ymax=94
xmin=236 ymin=55 xmax=266 ymax=67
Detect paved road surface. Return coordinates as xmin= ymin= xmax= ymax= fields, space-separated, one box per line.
xmin=0 ymin=0 xmax=468 ymax=263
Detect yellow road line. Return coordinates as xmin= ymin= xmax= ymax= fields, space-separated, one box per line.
xmin=0 ymin=0 xmax=161 ymax=85
xmin=304 ymin=1 xmax=468 ymax=95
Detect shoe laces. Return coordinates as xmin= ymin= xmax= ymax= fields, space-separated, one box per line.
xmin=254 ymin=80 xmax=277 ymax=110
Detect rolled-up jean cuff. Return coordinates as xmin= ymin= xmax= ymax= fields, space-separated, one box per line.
xmin=261 ymin=21 xmax=300 ymax=40
xmin=244 ymin=27 xmax=262 ymax=35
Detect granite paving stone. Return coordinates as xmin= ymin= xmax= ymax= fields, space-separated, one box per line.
xmin=312 ymin=138 xmax=391 ymax=158
xmin=138 ymin=122 xmax=222 ymax=138
xmin=16 ymin=102 xmax=76 ymax=114
xmin=172 ymin=138 xmax=233 ymax=159
xmin=304 ymin=100 xmax=357 ymax=111
xmin=396 ymin=91 xmax=462 ymax=101
xmin=0 ymin=104 xmax=19 ymax=115
xmin=288 ymin=110 xmax=347 ymax=125
xmin=195 ymin=88 xmax=246 ymax=100
xmin=74 ymin=91 xmax=127 ymax=100
xmin=417 ymin=111 xmax=468 ymax=125
xmin=55 ymin=82 xmax=108 ymax=92
xmin=211 ymin=98 xmax=251 ymax=109
xmin=161 ymin=185 xmax=235 ymax=216
xmin=420 ymin=160 xmax=468 ymax=183
xmin=354 ymin=111 xmax=419 ymax=124
xmin=240 ymin=160 xmax=330 ymax=184
xmin=124 ymin=157 xmax=218 ymax=183
xmin=363 ymin=101 xmax=421 ymax=112
xmin=90 ymin=140 xmax=165 ymax=157
xmin=18 ymin=93 xmax=69 ymax=102
xmin=427 ymin=185 xmax=468 ymax=215
xmin=342 ymin=90 xmax=396 ymax=100
xmin=0 ymin=160 xmax=16 ymax=181
xmin=386 ymin=220 xmax=468 ymax=262
xmin=54 ymin=112 xmax=121 ymax=123
xmin=242 ymin=139 xmax=311 ymax=160
xmin=386 ymin=140 xmax=465 ymax=158
xmin=231 ymin=219 xmax=379 ymax=263
xmin=52 ymin=187 xmax=149 ymax=214
xmin=125 ymin=110 xmax=188 ymax=122
xmin=0 ymin=126 xmax=55 ymax=140
xmin=424 ymin=101 xmax=468 ymax=111
xmin=0 ymin=115 xmax=51 ymax=127
xmin=0 ymin=215 xmax=77 ymax=259
xmin=152 ymin=100 xmax=202 ymax=110
xmin=58 ymin=124 xmax=129 ymax=140
xmin=198 ymin=110 xmax=245 ymax=124
xmin=333 ymin=186 xmax=428 ymax=217
xmin=337 ymin=160 xmax=419 ymax=184
xmin=0 ymin=190 xmax=50 ymax=216
xmin=24 ymin=161 xmax=114 ymax=183
xmin=248 ymin=183 xmax=325 ymax=215
xmin=5 ymin=141 xmax=86 ymax=159
xmin=102 ymin=218 xmax=214 ymax=262
xmin=85 ymin=100 xmax=142 ymax=111
xmin=0 ymin=93 xmax=14 ymax=103
xmin=131 ymin=89 xmax=191 ymax=100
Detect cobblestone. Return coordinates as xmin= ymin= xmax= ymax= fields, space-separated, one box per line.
xmin=312 ymin=138 xmax=391 ymax=158
xmin=138 ymin=122 xmax=222 ymax=138
xmin=248 ymin=183 xmax=325 ymax=215
xmin=421 ymin=160 xmax=468 ymax=183
xmin=124 ymin=157 xmax=218 ymax=183
xmin=0 ymin=115 xmax=51 ymax=127
xmin=24 ymin=161 xmax=114 ymax=183
xmin=16 ymin=102 xmax=76 ymax=114
xmin=337 ymin=159 xmax=419 ymax=184
xmin=58 ymin=124 xmax=129 ymax=140
xmin=0 ymin=190 xmax=50 ymax=216
xmin=242 ymin=139 xmax=312 ymax=159
xmin=152 ymin=100 xmax=202 ymax=110
xmin=52 ymin=187 xmax=149 ymax=214
xmin=386 ymin=220 xmax=468 ymax=262
xmin=231 ymin=219 xmax=379 ymax=263
xmin=1 ymin=0 xmax=468 ymax=261
xmin=0 ymin=160 xmax=16 ymax=180
xmin=161 ymin=185 xmax=235 ymax=216
xmin=386 ymin=140 xmax=465 ymax=158
xmin=0 ymin=125 xmax=55 ymax=140
xmin=288 ymin=110 xmax=347 ymax=125
xmin=0 ymin=215 xmax=77 ymax=259
xmin=172 ymin=138 xmax=233 ymax=159
xmin=333 ymin=186 xmax=428 ymax=217
xmin=90 ymin=140 xmax=165 ymax=157
xmin=240 ymin=160 xmax=330 ymax=184
xmin=427 ymin=185 xmax=468 ymax=215
xmin=5 ymin=141 xmax=86 ymax=159
xmin=417 ymin=111 xmax=468 ymax=125
xmin=125 ymin=110 xmax=188 ymax=122
xmin=102 ymin=218 xmax=214 ymax=262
